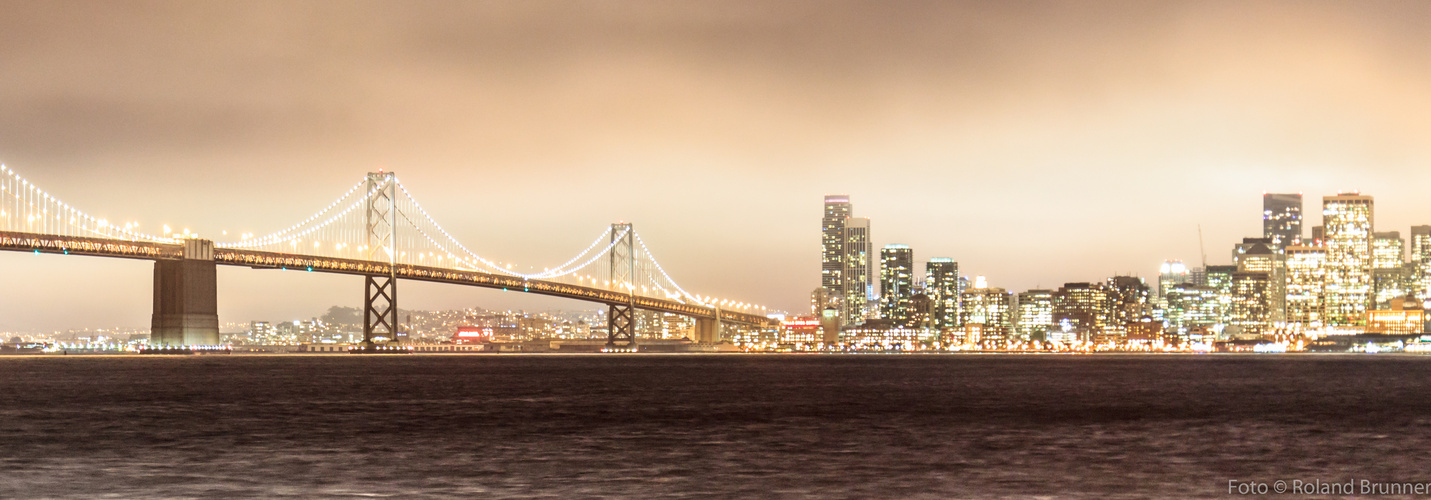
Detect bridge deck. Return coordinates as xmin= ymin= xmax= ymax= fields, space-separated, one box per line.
xmin=0 ymin=231 xmax=775 ymax=327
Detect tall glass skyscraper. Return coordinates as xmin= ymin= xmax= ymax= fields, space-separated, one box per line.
xmin=820 ymin=195 xmax=873 ymax=325
xmin=879 ymin=244 xmax=914 ymax=325
xmin=1323 ymin=193 xmax=1374 ymax=326
xmin=1412 ymin=225 xmax=1431 ymax=300
xmin=821 ymin=195 xmax=851 ymax=297
xmin=842 ymin=218 xmax=873 ymax=325
xmin=1263 ymin=193 xmax=1303 ymax=249
xmin=925 ymin=258 xmax=960 ymax=329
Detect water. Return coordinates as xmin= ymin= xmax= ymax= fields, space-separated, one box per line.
xmin=2 ymin=354 xmax=1430 ymax=498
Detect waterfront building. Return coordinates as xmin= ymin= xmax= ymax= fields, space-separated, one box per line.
xmin=1264 ymin=193 xmax=1304 ymax=249
xmin=1323 ymin=193 xmax=1374 ymax=326
xmin=925 ymin=258 xmax=961 ymax=329
xmin=1016 ymin=289 xmax=1055 ymax=342
xmin=879 ymin=244 xmax=914 ymax=325
xmin=1105 ymin=276 xmax=1151 ymax=345
xmin=840 ymin=319 xmax=937 ymax=350
xmin=1285 ymin=245 xmax=1327 ymax=332
xmin=1365 ymin=297 xmax=1426 ymax=335
xmin=779 ymin=317 xmax=823 ymax=347
xmin=958 ymin=277 xmax=1012 ymax=346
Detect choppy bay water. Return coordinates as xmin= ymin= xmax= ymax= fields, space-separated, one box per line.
xmin=2 ymin=354 xmax=1430 ymax=499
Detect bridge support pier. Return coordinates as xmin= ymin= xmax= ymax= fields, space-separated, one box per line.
xmin=150 ymin=239 xmax=219 ymax=346
xmin=694 ymin=317 xmax=721 ymax=343
xmin=606 ymin=303 xmax=636 ymax=351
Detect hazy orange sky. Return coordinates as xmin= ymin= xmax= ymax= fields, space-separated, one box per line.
xmin=3 ymin=1 xmax=1431 ymax=331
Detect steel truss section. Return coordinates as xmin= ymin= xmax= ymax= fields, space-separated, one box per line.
xmin=606 ymin=303 xmax=636 ymax=350
xmin=363 ymin=274 xmax=398 ymax=346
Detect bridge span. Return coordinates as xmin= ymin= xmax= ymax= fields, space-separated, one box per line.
xmin=0 ymin=166 xmax=776 ymax=350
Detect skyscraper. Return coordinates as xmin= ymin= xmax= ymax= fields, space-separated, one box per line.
xmin=925 ymin=258 xmax=960 ymax=329
xmin=1285 ymin=245 xmax=1326 ymax=332
xmin=1016 ymin=289 xmax=1054 ymax=342
xmin=959 ymin=277 xmax=1012 ymax=346
xmin=1263 ymin=193 xmax=1303 ymax=249
xmin=820 ymin=195 xmax=873 ymax=326
xmin=1051 ymin=282 xmax=1114 ymax=344
xmin=1323 ymin=193 xmax=1374 ymax=326
xmin=842 ymin=217 xmax=873 ymax=325
xmin=1157 ymin=260 xmax=1189 ymax=301
xmin=821 ymin=195 xmax=851 ymax=296
xmin=1412 ymin=225 xmax=1431 ymax=300
xmin=879 ymin=244 xmax=914 ymax=325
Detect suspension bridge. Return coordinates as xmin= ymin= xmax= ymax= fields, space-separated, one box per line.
xmin=0 ymin=166 xmax=776 ymax=351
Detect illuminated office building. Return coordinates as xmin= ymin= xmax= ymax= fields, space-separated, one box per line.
xmin=925 ymin=258 xmax=961 ymax=329
xmin=1203 ymin=265 xmax=1237 ymax=327
xmin=842 ymin=217 xmax=873 ymax=325
xmin=879 ymin=244 xmax=914 ymax=325
xmin=1284 ymin=245 xmax=1326 ymax=331
xmin=958 ymin=277 xmax=1012 ymax=346
xmin=1413 ymin=225 xmax=1431 ymax=299
xmin=1162 ymin=283 xmax=1220 ymax=342
xmin=820 ymin=195 xmax=850 ymax=299
xmin=1263 ymin=193 xmax=1303 ymax=249
xmin=1157 ymin=260 xmax=1189 ymax=301
xmin=1369 ymin=231 xmax=1409 ymax=310
xmin=1322 ymin=193 xmax=1374 ymax=326
xmin=1051 ymin=282 xmax=1113 ymax=344
xmin=1234 ymin=240 xmax=1284 ymax=323
xmin=1230 ymin=271 xmax=1272 ymax=336
xmin=1016 ymin=289 xmax=1054 ymax=342
xmin=1372 ymin=231 xmax=1405 ymax=270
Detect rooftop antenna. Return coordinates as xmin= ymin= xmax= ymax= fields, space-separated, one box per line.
xmin=1197 ymin=224 xmax=1208 ymax=269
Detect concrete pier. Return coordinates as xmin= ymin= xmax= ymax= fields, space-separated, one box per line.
xmin=150 ymin=239 xmax=219 ymax=346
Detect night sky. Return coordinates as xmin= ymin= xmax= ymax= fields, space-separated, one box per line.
xmin=3 ymin=1 xmax=1431 ymax=331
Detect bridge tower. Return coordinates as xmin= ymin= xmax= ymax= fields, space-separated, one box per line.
xmin=606 ymin=223 xmax=637 ymax=350
xmin=360 ymin=171 xmax=400 ymax=349
xmin=150 ymin=239 xmax=220 ymax=346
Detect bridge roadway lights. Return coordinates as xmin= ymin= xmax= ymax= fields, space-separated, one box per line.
xmin=348 ymin=343 xmax=413 ymax=354
xmin=150 ymin=239 xmax=220 ymax=347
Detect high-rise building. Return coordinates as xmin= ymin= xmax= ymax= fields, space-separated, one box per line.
xmin=1372 ymin=231 xmax=1405 ymax=270
xmin=1285 ymin=245 xmax=1326 ymax=332
xmin=1203 ymin=264 xmax=1238 ymax=327
xmin=1157 ymin=260 xmax=1189 ymax=301
xmin=820 ymin=195 xmax=851 ymax=296
xmin=1051 ymin=282 xmax=1113 ymax=344
xmin=842 ymin=217 xmax=873 ymax=325
xmin=1234 ymin=239 xmax=1284 ymax=324
xmin=1263 ymin=193 xmax=1303 ymax=249
xmin=1162 ymin=283 xmax=1220 ymax=342
xmin=1105 ymin=276 xmax=1151 ymax=345
xmin=1412 ymin=225 xmax=1431 ymax=299
xmin=958 ymin=277 xmax=1012 ymax=346
xmin=879 ymin=244 xmax=914 ymax=325
xmin=810 ymin=287 xmax=840 ymax=317
xmin=1230 ymin=271 xmax=1272 ymax=336
xmin=1322 ymin=193 xmax=1374 ymax=326
xmin=925 ymin=258 xmax=960 ymax=329
xmin=1016 ymin=289 xmax=1054 ymax=342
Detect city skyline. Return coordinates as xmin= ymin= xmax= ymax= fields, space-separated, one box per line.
xmin=6 ymin=1 xmax=1431 ymax=331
